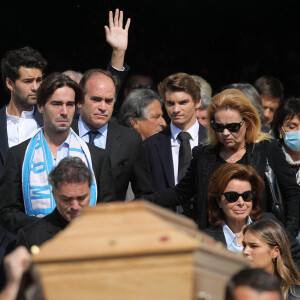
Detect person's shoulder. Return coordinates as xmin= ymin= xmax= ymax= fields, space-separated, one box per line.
xmin=192 ymin=143 xmax=216 ymax=157
xmin=109 ymin=120 xmax=141 ymax=140
xmin=87 ymin=142 xmax=110 ymax=157
xmin=19 ymin=216 xmax=49 ymax=236
xmin=6 ymin=138 xmax=31 ymax=156
xmin=144 ymin=126 xmax=171 ymax=146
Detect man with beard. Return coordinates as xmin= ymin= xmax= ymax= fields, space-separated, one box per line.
xmin=0 ymin=47 xmax=47 ymax=175
xmin=0 ymin=73 xmax=115 ymax=234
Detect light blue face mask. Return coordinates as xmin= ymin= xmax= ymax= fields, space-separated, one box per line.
xmin=282 ymin=128 xmax=300 ymax=152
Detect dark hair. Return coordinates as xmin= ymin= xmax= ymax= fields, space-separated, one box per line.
xmin=225 ymin=268 xmax=281 ymax=300
xmin=158 ymin=72 xmax=200 ymax=103
xmin=244 ymin=219 xmax=300 ymax=298
xmin=1 ymin=46 xmax=47 ymax=86
xmin=272 ymin=97 xmax=300 ymax=140
xmin=48 ymin=157 xmax=92 ymax=192
xmin=119 ymin=89 xmax=162 ymax=127
xmin=207 ymin=163 xmax=264 ymax=226
xmin=79 ymin=68 xmax=120 ymax=96
xmin=36 ymin=72 xmax=84 ymax=106
xmin=254 ymin=75 xmax=284 ymax=100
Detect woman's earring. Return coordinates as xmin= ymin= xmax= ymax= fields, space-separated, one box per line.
xmin=279 ymin=133 xmax=282 ymax=139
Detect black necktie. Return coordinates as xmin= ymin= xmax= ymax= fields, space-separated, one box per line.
xmin=178 ymin=131 xmax=192 ymax=181
xmin=87 ymin=131 xmax=99 ymax=145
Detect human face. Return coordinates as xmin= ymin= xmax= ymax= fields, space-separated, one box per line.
xmin=132 ymin=99 xmax=166 ymax=140
xmin=165 ymin=91 xmax=200 ymax=131
xmin=78 ymin=74 xmax=115 ymax=130
xmin=280 ymin=114 xmax=300 ymax=151
xmin=54 ymin=181 xmax=91 ymax=222
xmin=196 ymin=108 xmax=208 ymax=127
xmin=243 ymin=231 xmax=279 ymax=274
xmin=234 ymin=286 xmax=280 ymax=300
xmin=7 ymin=67 xmax=43 ymax=110
xmin=218 ymin=179 xmax=253 ymax=225
xmin=38 ymin=86 xmax=75 ymax=135
xmin=261 ymin=95 xmax=280 ymax=126
xmin=214 ymin=109 xmax=247 ymax=150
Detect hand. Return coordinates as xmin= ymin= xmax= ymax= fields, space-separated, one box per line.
xmin=104 ymin=9 xmax=131 ymax=52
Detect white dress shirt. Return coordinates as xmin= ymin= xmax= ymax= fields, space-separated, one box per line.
xmin=78 ymin=116 xmax=108 ymax=149
xmin=171 ymin=119 xmax=199 ymax=184
xmin=6 ymin=108 xmax=41 ymax=148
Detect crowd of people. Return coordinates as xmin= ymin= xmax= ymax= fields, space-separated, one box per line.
xmin=0 ymin=8 xmax=299 ymax=300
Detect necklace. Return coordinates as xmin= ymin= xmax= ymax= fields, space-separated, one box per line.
xmin=225 ymin=144 xmax=246 ymax=162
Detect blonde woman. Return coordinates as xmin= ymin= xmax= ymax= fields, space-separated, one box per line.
xmin=243 ymin=218 xmax=300 ymax=300
xmin=146 ymin=89 xmax=300 ymax=236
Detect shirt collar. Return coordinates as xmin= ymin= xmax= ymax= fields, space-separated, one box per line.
xmin=79 ymin=116 xmax=108 ymax=138
xmin=170 ymin=119 xmax=199 ymax=141
xmin=6 ymin=107 xmax=35 ymax=120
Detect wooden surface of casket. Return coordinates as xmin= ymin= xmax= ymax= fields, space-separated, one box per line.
xmin=32 ymin=201 xmax=248 ymax=300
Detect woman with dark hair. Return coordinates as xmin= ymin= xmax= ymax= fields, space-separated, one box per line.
xmin=204 ymin=163 xmax=264 ymax=252
xmin=243 ymin=219 xmax=300 ymax=300
xmin=273 ymin=97 xmax=300 ymax=185
xmin=146 ymin=89 xmax=300 ymax=237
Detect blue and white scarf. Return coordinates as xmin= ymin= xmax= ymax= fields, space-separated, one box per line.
xmin=22 ymin=128 xmax=97 ymax=218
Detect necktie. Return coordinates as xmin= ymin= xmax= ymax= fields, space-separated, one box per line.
xmin=178 ymin=131 xmax=192 ymax=181
xmin=87 ymin=131 xmax=99 ymax=145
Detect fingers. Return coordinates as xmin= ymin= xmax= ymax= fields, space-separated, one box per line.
xmin=108 ymin=10 xmax=113 ymax=29
xmin=113 ymin=8 xmax=119 ymax=27
xmin=118 ymin=10 xmax=123 ymax=27
xmin=125 ymin=18 xmax=131 ymax=31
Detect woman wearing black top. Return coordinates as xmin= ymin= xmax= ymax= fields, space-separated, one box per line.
xmin=146 ymin=89 xmax=300 ymax=237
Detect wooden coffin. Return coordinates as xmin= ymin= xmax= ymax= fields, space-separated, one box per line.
xmin=31 ymin=200 xmax=248 ymax=300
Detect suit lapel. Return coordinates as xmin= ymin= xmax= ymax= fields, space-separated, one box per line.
xmin=197 ymin=122 xmax=207 ymax=144
xmin=106 ymin=121 xmax=121 ymax=152
xmin=156 ymin=126 xmax=175 ymax=187
xmin=0 ymin=106 xmax=9 ymax=162
xmin=71 ymin=118 xmax=80 ymax=135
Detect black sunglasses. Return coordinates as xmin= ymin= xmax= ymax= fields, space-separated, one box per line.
xmin=211 ymin=119 xmax=245 ymax=133
xmin=223 ymin=190 xmax=254 ymax=203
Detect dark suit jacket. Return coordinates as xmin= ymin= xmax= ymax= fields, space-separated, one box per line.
xmin=72 ymin=119 xmax=154 ymax=200
xmin=145 ymin=140 xmax=300 ymax=237
xmin=0 ymin=106 xmax=43 ymax=175
xmin=16 ymin=208 xmax=68 ymax=250
xmin=0 ymin=138 xmax=115 ymax=234
xmin=144 ymin=123 xmax=207 ymax=192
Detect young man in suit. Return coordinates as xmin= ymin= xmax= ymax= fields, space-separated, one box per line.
xmin=0 ymin=73 xmax=115 ymax=235
xmin=16 ymin=157 xmax=93 ymax=250
xmin=144 ymin=73 xmax=207 ymax=220
xmin=73 ymin=69 xmax=154 ymax=200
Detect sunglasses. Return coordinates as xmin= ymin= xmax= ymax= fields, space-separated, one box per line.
xmin=211 ymin=119 xmax=245 ymax=133
xmin=223 ymin=190 xmax=254 ymax=203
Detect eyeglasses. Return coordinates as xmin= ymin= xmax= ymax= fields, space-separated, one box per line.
xmin=223 ymin=190 xmax=254 ymax=203
xmin=211 ymin=119 xmax=245 ymax=133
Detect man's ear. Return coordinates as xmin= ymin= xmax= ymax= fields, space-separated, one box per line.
xmin=130 ymin=116 xmax=139 ymax=131
xmin=37 ymin=104 xmax=44 ymax=114
xmin=77 ymin=102 xmax=82 ymax=110
xmin=6 ymin=77 xmax=14 ymax=92
xmin=195 ymin=98 xmax=201 ymax=109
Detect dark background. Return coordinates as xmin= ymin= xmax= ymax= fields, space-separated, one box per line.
xmin=1 ymin=0 xmax=300 ymax=107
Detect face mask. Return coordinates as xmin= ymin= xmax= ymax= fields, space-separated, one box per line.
xmin=282 ymin=128 xmax=300 ymax=151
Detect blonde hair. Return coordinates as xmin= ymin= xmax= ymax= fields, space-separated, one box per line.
xmin=207 ymin=89 xmax=271 ymax=146
xmin=244 ymin=219 xmax=300 ymax=300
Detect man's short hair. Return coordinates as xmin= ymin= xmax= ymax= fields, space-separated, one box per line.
xmin=1 ymin=46 xmax=47 ymax=86
xmin=36 ymin=72 xmax=84 ymax=106
xmin=225 ymin=268 xmax=281 ymax=300
xmin=118 ymin=88 xmax=162 ymax=128
xmin=254 ymin=75 xmax=284 ymax=100
xmin=158 ymin=72 xmax=201 ymax=103
xmin=48 ymin=157 xmax=93 ymax=192
xmin=79 ymin=68 xmax=120 ymax=97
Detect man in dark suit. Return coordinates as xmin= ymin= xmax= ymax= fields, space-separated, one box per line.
xmin=74 ymin=68 xmax=154 ymax=200
xmin=16 ymin=157 xmax=93 ymax=250
xmin=144 ymin=73 xmax=207 ymax=220
xmin=0 ymin=73 xmax=115 ymax=235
